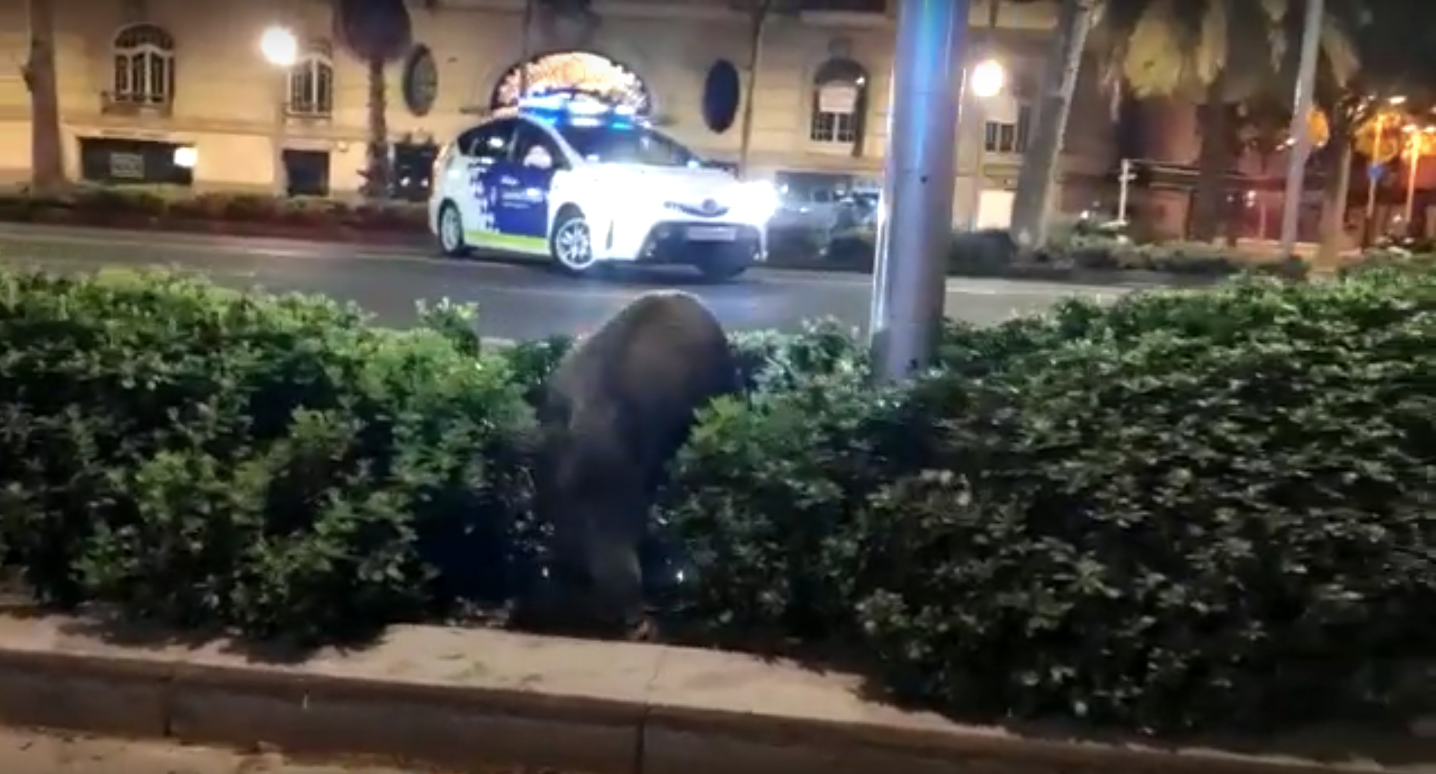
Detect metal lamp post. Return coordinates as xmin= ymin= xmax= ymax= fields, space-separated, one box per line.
xmin=260 ymin=26 xmax=298 ymax=196
xmin=966 ymin=58 xmax=1004 ymax=230
xmin=869 ymin=0 xmax=969 ymax=380
xmin=1401 ymin=124 xmax=1435 ymax=235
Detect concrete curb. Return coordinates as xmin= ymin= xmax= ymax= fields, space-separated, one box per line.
xmin=0 ymin=645 xmax=645 ymax=773
xmin=0 ymin=620 xmax=1429 ymax=774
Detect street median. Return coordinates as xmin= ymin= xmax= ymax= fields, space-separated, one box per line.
xmin=0 ymin=187 xmax=1307 ymax=284
xmin=0 ymin=609 xmax=1430 ymax=774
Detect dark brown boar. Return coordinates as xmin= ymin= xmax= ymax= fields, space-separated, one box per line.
xmin=526 ymin=290 xmax=741 ymax=638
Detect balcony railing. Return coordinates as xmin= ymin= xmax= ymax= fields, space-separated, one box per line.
xmin=100 ymin=91 xmax=173 ymax=117
xmin=285 ymin=100 xmax=333 ymax=121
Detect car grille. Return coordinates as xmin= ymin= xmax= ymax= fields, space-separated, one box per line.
xmin=664 ymin=199 xmax=731 ymax=218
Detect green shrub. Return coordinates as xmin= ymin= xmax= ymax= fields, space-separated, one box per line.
xmin=500 ymin=335 xmax=575 ymax=406
xmin=665 ymin=267 xmax=1436 ymax=733
xmin=861 ymin=271 xmax=1435 ymax=732
xmin=728 ymin=319 xmax=867 ymax=392
xmin=1 ymin=260 xmax=1432 ymax=737
xmin=0 ymin=187 xmax=428 ymax=233
xmin=773 ymin=229 xmax=1290 ymax=278
xmin=0 ymin=269 xmax=533 ymax=641
xmin=659 ymin=365 xmax=946 ymax=642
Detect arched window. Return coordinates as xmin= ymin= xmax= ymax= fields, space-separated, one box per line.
xmin=809 ymin=58 xmax=868 ymax=155
xmin=490 ymin=50 xmax=652 ymax=116
xmin=288 ymin=40 xmax=335 ymax=116
xmin=983 ymin=71 xmax=1035 ymax=155
xmin=112 ymin=24 xmax=175 ymax=106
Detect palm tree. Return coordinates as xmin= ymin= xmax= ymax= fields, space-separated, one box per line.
xmin=1094 ymin=0 xmax=1360 ymax=242
xmin=1232 ymin=96 xmax=1291 ymax=238
xmin=1008 ymin=0 xmax=1098 ymax=253
xmin=1316 ymin=2 xmax=1436 ymax=255
xmin=23 ymin=0 xmax=64 ymax=196
xmin=333 ymin=0 xmax=413 ymax=200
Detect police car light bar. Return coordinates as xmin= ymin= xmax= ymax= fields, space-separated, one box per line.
xmin=518 ymin=90 xmax=638 ymax=119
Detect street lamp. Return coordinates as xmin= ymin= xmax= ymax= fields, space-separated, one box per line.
xmin=260 ymin=26 xmax=298 ymax=66
xmin=966 ymin=58 xmax=1004 ymax=230
xmin=260 ymin=26 xmax=297 ymax=195
xmin=970 ymin=58 xmax=1004 ymax=99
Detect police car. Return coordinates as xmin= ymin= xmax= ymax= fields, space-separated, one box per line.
xmin=429 ymin=91 xmax=777 ymax=281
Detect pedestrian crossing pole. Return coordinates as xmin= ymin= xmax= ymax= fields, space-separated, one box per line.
xmin=1117 ymin=158 xmax=1134 ymax=224
xmin=869 ymin=0 xmax=969 ymax=380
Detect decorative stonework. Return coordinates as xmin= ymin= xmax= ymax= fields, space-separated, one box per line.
xmin=490 ymin=50 xmax=650 ymax=115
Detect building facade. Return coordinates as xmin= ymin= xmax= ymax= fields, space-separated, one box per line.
xmin=0 ymin=0 xmax=1119 ymax=225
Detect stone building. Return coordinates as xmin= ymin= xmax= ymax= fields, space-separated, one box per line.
xmin=0 ymin=0 xmax=1120 ymax=226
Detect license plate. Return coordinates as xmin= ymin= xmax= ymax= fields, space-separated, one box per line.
xmin=687 ymin=226 xmax=737 ymax=241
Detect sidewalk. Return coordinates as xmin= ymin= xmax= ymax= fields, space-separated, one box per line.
xmin=0 ymin=608 xmax=1430 ymax=774
xmin=0 ymin=727 xmax=432 ymax=774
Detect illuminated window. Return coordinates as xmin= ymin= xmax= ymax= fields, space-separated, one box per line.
xmin=112 ymin=24 xmax=175 ymax=106
xmin=809 ymin=58 xmax=867 ymax=146
xmin=288 ymin=40 xmax=335 ymax=116
xmin=984 ymin=100 xmax=1032 ymax=154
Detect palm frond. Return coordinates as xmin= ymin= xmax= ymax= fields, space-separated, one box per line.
xmin=1319 ymin=14 xmax=1360 ymax=87
xmin=1120 ymin=0 xmax=1189 ymax=97
xmin=1193 ymin=0 xmax=1228 ymax=86
xmin=1257 ymin=0 xmax=1288 ymax=71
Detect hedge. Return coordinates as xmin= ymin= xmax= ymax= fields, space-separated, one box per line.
xmin=0 ymin=185 xmax=428 ymax=235
xmin=816 ymin=227 xmax=1312 ymax=279
xmin=0 ymin=259 xmax=1432 ymax=737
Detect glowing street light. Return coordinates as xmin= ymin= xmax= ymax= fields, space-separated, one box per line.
xmin=969 ymin=58 xmax=1005 ymax=99
xmin=260 ymin=26 xmax=298 ymax=67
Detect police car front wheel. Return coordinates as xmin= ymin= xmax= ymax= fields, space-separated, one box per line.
xmin=550 ymin=210 xmax=599 ymax=274
xmin=437 ymin=202 xmax=470 ymax=257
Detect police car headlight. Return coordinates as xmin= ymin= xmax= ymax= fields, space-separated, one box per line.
xmin=736 ymin=180 xmax=778 ymax=220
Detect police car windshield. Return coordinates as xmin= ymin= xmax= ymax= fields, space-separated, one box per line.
xmin=557 ymin=125 xmax=697 ymax=168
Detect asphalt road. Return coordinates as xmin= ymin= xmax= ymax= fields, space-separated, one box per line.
xmin=0 ymin=223 xmax=1133 ymax=341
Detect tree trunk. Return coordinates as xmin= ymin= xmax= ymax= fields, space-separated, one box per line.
xmin=24 ymin=0 xmax=64 ymax=196
xmin=1256 ymin=152 xmax=1274 ymax=238
xmin=1318 ymin=114 xmax=1354 ymax=265
xmin=1009 ymin=0 xmax=1095 ymax=254
xmin=736 ymin=7 xmax=769 ymax=179
xmin=1190 ymin=76 xmax=1229 ymax=242
xmin=363 ymin=56 xmax=390 ymax=199
xmin=517 ymin=0 xmax=535 ymax=97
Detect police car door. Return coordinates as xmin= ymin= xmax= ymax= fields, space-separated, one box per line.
xmin=492 ymin=121 xmax=562 ymax=254
xmin=459 ymin=118 xmax=518 ymax=241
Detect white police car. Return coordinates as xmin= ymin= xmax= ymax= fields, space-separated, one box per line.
xmin=429 ymin=91 xmax=777 ymax=281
